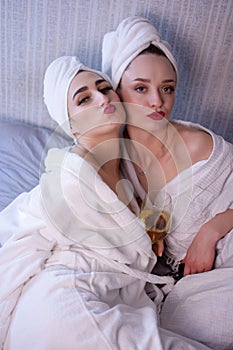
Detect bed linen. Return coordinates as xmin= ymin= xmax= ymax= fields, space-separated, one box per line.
xmin=0 ymin=147 xmax=209 ymax=350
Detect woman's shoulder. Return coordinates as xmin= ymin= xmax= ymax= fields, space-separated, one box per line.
xmin=171 ymin=120 xmax=213 ymax=164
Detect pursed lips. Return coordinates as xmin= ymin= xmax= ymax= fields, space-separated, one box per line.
xmin=147 ymin=111 xmax=165 ymax=120
xmin=103 ymin=104 xmax=116 ymax=114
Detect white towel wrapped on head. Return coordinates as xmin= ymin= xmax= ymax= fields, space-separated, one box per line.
xmin=43 ymin=56 xmax=111 ymax=138
xmin=102 ymin=16 xmax=178 ymax=89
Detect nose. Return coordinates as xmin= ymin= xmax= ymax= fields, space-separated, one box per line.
xmin=96 ymin=91 xmax=110 ymax=106
xmin=149 ymin=89 xmax=163 ymax=108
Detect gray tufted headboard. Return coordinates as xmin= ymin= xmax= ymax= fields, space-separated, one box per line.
xmin=1 ymin=0 xmax=233 ymax=142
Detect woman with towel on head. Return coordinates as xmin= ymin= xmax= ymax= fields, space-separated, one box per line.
xmin=102 ymin=15 xmax=233 ymax=277
xmin=102 ymin=16 xmax=233 ymax=350
xmin=0 ymin=55 xmax=159 ymax=348
xmin=0 ymin=56 xmax=212 ymax=350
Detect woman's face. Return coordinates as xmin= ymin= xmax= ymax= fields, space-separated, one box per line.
xmin=117 ymin=53 xmax=176 ymax=132
xmin=68 ymin=71 xmax=126 ymax=137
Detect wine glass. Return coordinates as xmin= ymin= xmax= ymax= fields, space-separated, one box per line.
xmin=139 ymin=191 xmax=172 ymax=254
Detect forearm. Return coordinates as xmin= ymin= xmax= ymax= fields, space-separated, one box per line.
xmin=200 ymin=208 xmax=233 ymax=242
xmin=183 ymin=209 xmax=233 ymax=275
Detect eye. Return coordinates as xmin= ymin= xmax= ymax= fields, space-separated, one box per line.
xmin=99 ymin=85 xmax=113 ymax=94
xmin=135 ymin=86 xmax=146 ymax=93
xmin=162 ymin=86 xmax=175 ymax=94
xmin=78 ymin=95 xmax=90 ymax=105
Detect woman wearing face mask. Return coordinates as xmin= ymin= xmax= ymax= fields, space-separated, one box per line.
xmin=102 ymin=16 xmax=233 ymax=350
xmin=0 ymin=56 xmax=177 ymax=349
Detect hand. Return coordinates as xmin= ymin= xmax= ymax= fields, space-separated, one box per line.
xmin=182 ymin=210 xmax=233 ymax=276
xmin=182 ymin=228 xmax=217 ymax=276
xmin=182 ymin=209 xmax=233 ymax=276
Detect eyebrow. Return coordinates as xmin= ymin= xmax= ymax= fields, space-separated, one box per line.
xmin=133 ymin=78 xmax=176 ymax=84
xmin=72 ymin=79 xmax=106 ymax=100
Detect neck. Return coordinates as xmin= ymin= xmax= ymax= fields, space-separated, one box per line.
xmin=72 ymin=132 xmax=132 ymax=208
xmin=125 ymin=124 xmax=169 ymax=157
xmin=74 ymin=131 xmax=121 ymax=166
xmin=124 ymin=124 xmax=172 ymax=193
xmin=73 ymin=134 xmax=121 ymax=183
xmin=93 ymin=139 xmax=120 ymax=168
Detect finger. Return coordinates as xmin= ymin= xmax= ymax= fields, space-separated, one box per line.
xmin=156 ymin=240 xmax=164 ymax=257
xmin=183 ymin=263 xmax=191 ymax=276
xmin=152 ymin=240 xmax=164 ymax=256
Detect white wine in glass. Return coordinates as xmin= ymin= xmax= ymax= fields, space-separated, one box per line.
xmin=139 ymin=192 xmax=172 ymax=251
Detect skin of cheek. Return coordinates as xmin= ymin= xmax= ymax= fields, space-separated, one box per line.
xmin=69 ymin=106 xmax=100 ymax=136
xmin=69 ymin=102 xmax=126 ymax=137
xmin=123 ymin=101 xmax=170 ymax=134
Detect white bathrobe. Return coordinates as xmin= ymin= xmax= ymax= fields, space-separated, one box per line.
xmin=122 ymin=120 xmax=233 ymax=350
xmin=0 ymin=147 xmax=213 ymax=350
xmin=122 ymin=120 xmax=233 ymax=266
